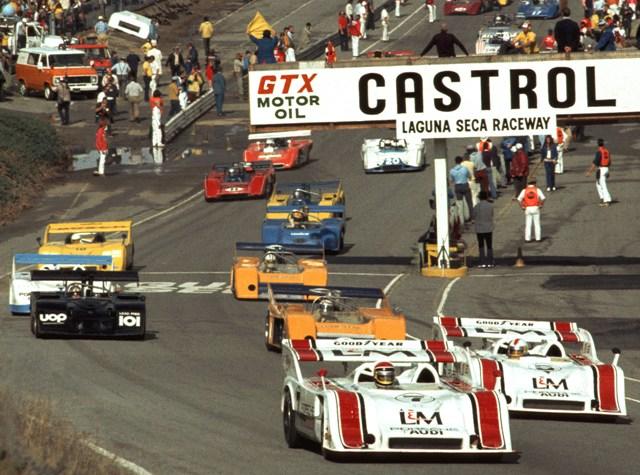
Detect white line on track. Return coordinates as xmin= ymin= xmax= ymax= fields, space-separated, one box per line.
xmin=626 ymin=397 xmax=640 ymax=404
xmin=362 ymin=4 xmax=426 ymax=54
xmin=626 ymin=376 xmax=640 ymax=383
xmin=436 ymin=277 xmax=460 ymax=316
xmin=272 ymin=0 xmax=317 ymax=27
xmin=84 ymin=441 xmax=152 ymax=475
xmin=213 ymin=0 xmax=259 ymax=24
xmin=470 ymin=272 xmax=602 ymax=277
xmin=383 ymin=273 xmax=405 ymax=295
xmin=133 ymin=190 xmax=202 ymax=228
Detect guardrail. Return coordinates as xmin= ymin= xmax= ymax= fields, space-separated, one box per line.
xmin=164 ymin=90 xmax=216 ymax=143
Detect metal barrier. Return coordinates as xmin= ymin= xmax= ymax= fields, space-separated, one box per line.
xmin=164 ymin=90 xmax=216 ymax=143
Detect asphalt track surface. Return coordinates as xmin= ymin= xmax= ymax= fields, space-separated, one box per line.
xmin=1 ymin=1 xmax=640 ymax=474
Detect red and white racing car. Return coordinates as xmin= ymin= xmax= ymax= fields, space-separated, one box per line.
xmin=203 ymin=161 xmax=275 ymax=201
xmin=433 ymin=316 xmax=628 ymax=420
xmin=244 ymin=130 xmax=313 ymax=170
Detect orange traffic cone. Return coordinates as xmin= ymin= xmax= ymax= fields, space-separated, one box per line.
xmin=514 ymin=247 xmax=525 ymax=268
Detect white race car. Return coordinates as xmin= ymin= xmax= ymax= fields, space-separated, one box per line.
xmin=281 ymin=338 xmax=516 ymax=459
xmin=9 ymin=254 xmax=114 ymax=314
xmin=361 ymin=138 xmax=426 ymax=173
xmin=433 ymin=317 xmax=627 ymax=419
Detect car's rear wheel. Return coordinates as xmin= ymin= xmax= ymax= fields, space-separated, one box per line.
xmin=31 ymin=314 xmax=41 ymax=338
xmin=264 ymin=179 xmax=274 ymax=199
xmin=44 ymin=84 xmax=54 ymax=101
xmin=18 ymin=80 xmax=28 ymax=97
xmin=283 ymin=390 xmax=302 ymax=448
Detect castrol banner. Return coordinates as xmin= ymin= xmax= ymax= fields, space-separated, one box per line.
xmin=248 ymin=57 xmax=636 ymax=138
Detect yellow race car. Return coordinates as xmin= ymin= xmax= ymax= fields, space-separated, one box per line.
xmin=37 ymin=221 xmax=134 ymax=271
xmin=231 ymin=243 xmax=328 ymax=300
xmin=265 ymin=284 xmax=406 ymax=352
xmin=265 ymin=180 xmax=345 ymax=220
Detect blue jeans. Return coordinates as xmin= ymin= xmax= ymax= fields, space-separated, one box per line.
xmin=215 ymin=93 xmax=224 ymax=114
xmin=544 ymin=162 xmax=555 ymax=189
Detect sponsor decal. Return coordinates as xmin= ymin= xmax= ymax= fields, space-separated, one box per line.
xmin=399 ymin=409 xmax=442 ymax=425
xmin=395 ymin=393 xmax=436 ymax=404
xmin=538 ymin=391 xmax=570 ymax=398
xmin=224 ymin=187 xmax=245 ymax=192
xmin=475 ymin=328 xmax=547 ymax=337
xmin=118 ymin=312 xmax=142 ymax=327
xmin=533 ymin=377 xmax=568 ymax=390
xmin=124 ymin=281 xmax=231 ymax=294
xmin=39 ymin=313 xmax=67 ymax=324
xmin=474 ymin=320 xmax=535 ymax=327
xmin=335 ymin=340 xmax=404 ymax=347
xmin=408 ymin=427 xmax=444 ymax=435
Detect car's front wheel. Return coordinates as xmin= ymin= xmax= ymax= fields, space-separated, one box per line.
xmin=18 ymin=80 xmax=28 ymax=97
xmin=43 ymin=84 xmax=54 ymax=101
xmin=283 ymin=390 xmax=302 ymax=448
xmin=31 ymin=314 xmax=41 ymax=338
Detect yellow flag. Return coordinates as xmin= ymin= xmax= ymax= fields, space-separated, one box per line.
xmin=246 ymin=11 xmax=276 ymax=38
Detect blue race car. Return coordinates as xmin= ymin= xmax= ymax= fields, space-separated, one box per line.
xmin=516 ymin=0 xmax=560 ymax=19
xmin=262 ymin=205 xmax=346 ymax=253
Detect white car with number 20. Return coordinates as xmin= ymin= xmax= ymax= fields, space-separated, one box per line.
xmin=281 ymin=338 xmax=517 ymax=460
xmin=361 ymin=138 xmax=426 ymax=173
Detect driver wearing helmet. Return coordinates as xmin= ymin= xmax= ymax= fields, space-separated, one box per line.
xmin=507 ymin=338 xmax=528 ymax=359
xmin=288 ymin=209 xmax=307 ymax=227
xmin=228 ymin=164 xmax=242 ymax=182
xmin=263 ymin=252 xmax=278 ymax=272
xmin=373 ymin=361 xmax=396 ymax=389
xmin=292 ymin=189 xmax=306 ymax=205
xmin=317 ymin=298 xmax=335 ymax=321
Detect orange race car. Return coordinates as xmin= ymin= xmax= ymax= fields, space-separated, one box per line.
xmin=230 ymin=243 xmax=327 ymax=300
xmin=265 ymin=284 xmax=406 ymax=352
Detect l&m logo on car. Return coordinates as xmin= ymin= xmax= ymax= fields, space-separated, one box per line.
xmin=399 ymin=409 xmax=442 ymax=425
xmin=533 ymin=377 xmax=568 ymax=390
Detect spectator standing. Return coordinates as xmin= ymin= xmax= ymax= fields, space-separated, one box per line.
xmin=285 ymin=44 xmax=296 ymax=62
xmin=151 ymin=90 xmax=163 ymax=148
xmin=150 ymin=56 xmax=161 ymax=94
xmin=461 ymin=152 xmax=478 ymax=207
xmin=168 ymin=77 xmax=181 ymax=117
xmin=142 ymin=56 xmax=152 ymax=101
xmin=365 ymin=1 xmax=375 ymax=32
xmin=420 ymin=23 xmax=469 ymax=57
xmin=518 ymin=178 xmax=545 ymax=242
xmin=356 ymin=1 xmax=367 ymax=39
xmin=94 ymin=15 xmax=108 ymax=45
xmin=585 ymin=138 xmax=612 ymax=206
xmin=395 ymin=0 xmax=401 ymax=17
xmin=185 ymin=42 xmax=199 ymax=70
xmin=166 ymin=46 xmax=184 ymax=77
xmin=338 ymin=11 xmax=350 ymax=51
xmin=94 ymin=119 xmax=108 ymax=176
xmin=500 ymin=137 xmax=516 ymax=184
xmin=555 ymin=127 xmax=567 ymax=174
xmin=470 ymin=148 xmax=489 ymax=196
xmin=199 ymin=16 xmax=214 ymax=58
xmin=213 ymin=66 xmax=226 ymax=116
xmin=325 ymin=40 xmax=337 ymax=65
xmin=349 ymin=16 xmax=362 ymax=57
xmin=124 ymin=75 xmax=144 ymax=122
xmin=187 ymin=67 xmax=203 ymax=102
xmin=126 ymin=52 xmax=141 ymax=80
xmin=381 ymin=8 xmax=390 ymax=41
xmin=242 ymin=50 xmax=251 ymax=73
xmin=449 ymin=155 xmax=473 ymax=223
xmin=103 ymin=79 xmax=118 ymax=120
xmin=426 ymin=0 xmax=437 ymax=23
xmin=205 ymin=58 xmax=214 ymax=91
xmin=95 ymin=97 xmax=111 ymax=126
xmin=147 ymin=40 xmax=163 ymax=77
xmin=299 ymin=22 xmax=312 ymax=50
xmin=540 ymin=134 xmax=558 ymax=191
xmin=473 ymin=191 xmax=494 ymax=268
xmin=113 ymin=58 xmax=131 ymax=90
xmin=56 ymin=77 xmax=71 ymax=125
xmin=510 ymin=143 xmax=529 ymax=199
xmin=233 ymin=53 xmax=244 ymax=98
xmin=249 ymin=30 xmax=278 ymax=64
xmin=345 ymin=1 xmax=354 ymax=20
xmin=554 ymin=8 xmax=581 ymax=52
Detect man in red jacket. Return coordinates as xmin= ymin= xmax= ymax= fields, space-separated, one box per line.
xmin=510 ymin=143 xmax=529 ymax=199
xmin=95 ymin=119 xmax=108 ymax=176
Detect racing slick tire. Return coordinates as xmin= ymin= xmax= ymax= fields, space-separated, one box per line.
xmin=31 ymin=313 xmax=42 ymax=338
xmin=264 ymin=179 xmax=274 ymax=199
xmin=283 ymin=390 xmax=302 ymax=448
xmin=265 ymin=314 xmax=283 ymax=352
xmin=338 ymin=231 xmax=345 ymax=252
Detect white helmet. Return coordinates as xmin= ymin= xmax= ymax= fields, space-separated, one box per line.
xmin=507 ymin=338 xmax=528 ymax=359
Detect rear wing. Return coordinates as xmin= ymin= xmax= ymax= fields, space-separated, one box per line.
xmin=274 ymin=180 xmax=340 ymax=194
xmin=265 ymin=205 xmax=345 ymax=216
xmin=248 ymin=160 xmax=275 ymax=170
xmin=235 ymin=242 xmax=324 ymax=255
xmin=13 ymin=254 xmax=113 ymax=275
xmin=44 ymin=221 xmax=132 ymax=234
xmin=30 ymin=270 xmax=139 ymax=283
xmin=268 ymin=284 xmax=384 ymax=300
xmin=248 ymin=130 xmax=311 ymax=140
xmin=283 ymin=338 xmax=460 ymax=363
xmin=433 ymin=316 xmax=591 ymax=344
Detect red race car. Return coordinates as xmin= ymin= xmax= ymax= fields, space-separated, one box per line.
xmin=203 ymin=161 xmax=275 ymax=201
xmin=444 ymin=0 xmax=491 ymax=15
xmin=243 ymin=130 xmax=313 ymax=170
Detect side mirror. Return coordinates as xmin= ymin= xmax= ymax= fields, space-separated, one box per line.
xmin=36 ymin=237 xmax=42 ymax=245
xmin=612 ymin=347 xmax=621 ymax=366
xmin=121 ymin=233 xmax=127 ymax=243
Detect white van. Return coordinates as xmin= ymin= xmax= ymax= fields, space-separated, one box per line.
xmin=108 ymin=11 xmax=153 ymax=40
